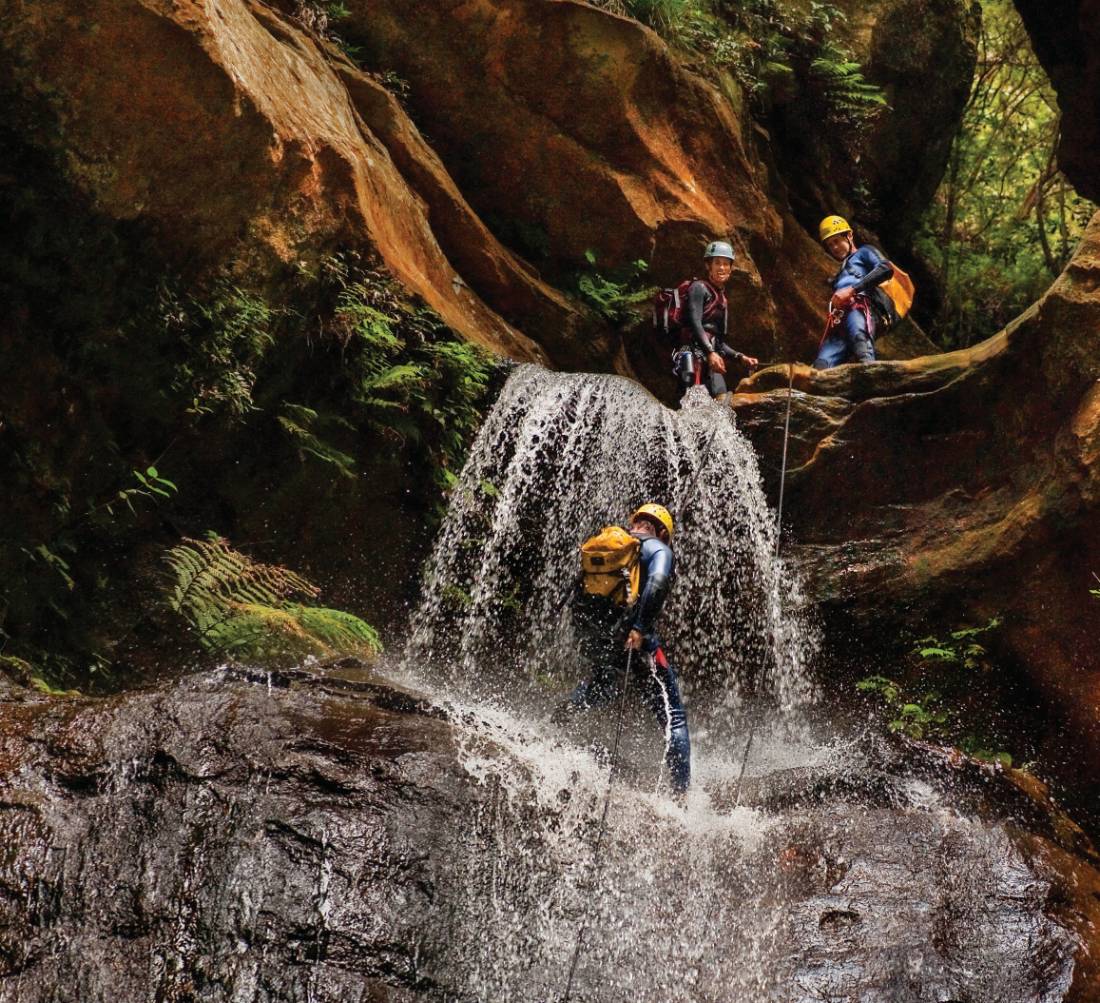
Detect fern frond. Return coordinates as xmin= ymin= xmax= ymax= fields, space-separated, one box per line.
xmin=163 ymin=538 xmax=382 ymax=664
xmin=277 ymin=408 xmax=358 ymax=479
xmin=808 ymin=54 xmax=889 ymax=114
xmin=361 ymin=362 xmax=427 ymax=393
xmin=287 ymin=605 xmax=382 ymax=656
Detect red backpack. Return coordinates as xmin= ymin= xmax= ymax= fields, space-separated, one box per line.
xmin=653 ymin=279 xmax=725 ymax=343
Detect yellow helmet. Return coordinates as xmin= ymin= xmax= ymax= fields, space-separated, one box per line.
xmin=818 ymin=215 xmax=853 ymax=242
xmin=630 ymin=503 xmax=674 ymax=540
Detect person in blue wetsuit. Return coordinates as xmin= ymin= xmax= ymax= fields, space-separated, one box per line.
xmin=814 ymin=214 xmax=894 ymax=370
xmin=558 ymin=503 xmax=691 ymax=795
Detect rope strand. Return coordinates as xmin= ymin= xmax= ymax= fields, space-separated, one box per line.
xmin=734 ymin=363 xmax=796 ymax=808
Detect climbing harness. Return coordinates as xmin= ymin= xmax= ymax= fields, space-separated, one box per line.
xmin=818 ymin=295 xmax=876 ymax=353
xmin=733 ymin=363 xmax=795 ymax=808
xmin=654 ymin=279 xmax=724 ymax=345
xmin=561 ymin=649 xmax=634 ymax=1003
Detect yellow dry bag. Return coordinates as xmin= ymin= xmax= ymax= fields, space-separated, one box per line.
xmin=580 ymin=526 xmax=641 ymax=606
xmin=880 ymin=264 xmax=916 ymax=319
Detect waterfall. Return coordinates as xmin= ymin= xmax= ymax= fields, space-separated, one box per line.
xmin=391 ymin=365 xmax=1075 ymax=1003
xmin=405 ymin=363 xmax=817 ymax=716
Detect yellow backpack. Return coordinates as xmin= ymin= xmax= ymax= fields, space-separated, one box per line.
xmin=580 ymin=526 xmax=641 ymax=606
xmin=880 ymin=264 xmax=916 ymax=319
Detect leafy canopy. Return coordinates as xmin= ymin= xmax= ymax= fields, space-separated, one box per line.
xmin=915 ymin=0 xmax=1096 ymax=348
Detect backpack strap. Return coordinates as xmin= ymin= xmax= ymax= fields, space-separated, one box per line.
xmin=694 ymin=280 xmax=725 ymax=321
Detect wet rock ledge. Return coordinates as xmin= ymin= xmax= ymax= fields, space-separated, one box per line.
xmin=1 ymin=668 xmax=1099 ymax=1002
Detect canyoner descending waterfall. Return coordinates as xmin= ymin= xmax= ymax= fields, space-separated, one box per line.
xmin=405 ymin=363 xmax=816 ymax=717
xmin=393 ymin=364 xmax=1081 ymax=1003
xmin=399 ymin=362 xmax=828 ymax=1000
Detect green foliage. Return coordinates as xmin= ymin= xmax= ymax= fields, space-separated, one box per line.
xmin=575 ymin=250 xmax=651 ymax=324
xmin=324 ymin=260 xmax=496 ymax=491
xmin=597 ymin=0 xmax=885 ymax=123
xmin=441 ymin=584 xmax=474 ymax=610
xmin=912 ymin=617 xmax=1000 ymax=670
xmin=806 ymin=51 xmax=889 ymax=115
xmin=915 ymin=0 xmax=1096 ymax=348
xmin=959 ymin=736 xmax=1013 ymax=768
xmin=856 ymin=618 xmax=1013 ymax=763
xmin=625 ymin=0 xmax=691 ymax=30
xmin=277 ymin=404 xmax=357 ymax=479
xmin=163 ymin=282 xmax=278 ymax=419
xmin=164 ymin=536 xmax=381 ymax=662
xmin=28 ymin=675 xmax=82 ymax=698
xmin=103 ymin=467 xmax=179 ymax=517
xmin=0 ymin=120 xmax=489 ymax=685
xmin=288 ymin=604 xmax=381 ymax=653
xmin=856 ymin=675 xmax=949 ymax=739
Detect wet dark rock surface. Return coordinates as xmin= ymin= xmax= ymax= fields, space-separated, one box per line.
xmin=0 ymin=667 xmax=466 ymax=1002
xmin=1 ymin=668 xmax=1099 ymax=1001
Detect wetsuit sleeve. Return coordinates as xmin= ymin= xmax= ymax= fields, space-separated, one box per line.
xmin=852 ymin=247 xmax=894 ymax=294
xmin=630 ymin=545 xmax=674 ymax=635
xmin=685 ymin=281 xmax=716 ymax=354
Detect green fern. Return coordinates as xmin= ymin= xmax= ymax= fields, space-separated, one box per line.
xmin=288 ymin=604 xmax=382 ymax=653
xmin=164 ymin=537 xmax=381 ymax=662
xmin=277 ymin=403 xmax=357 ymax=478
xmin=808 ymin=53 xmax=888 ymax=115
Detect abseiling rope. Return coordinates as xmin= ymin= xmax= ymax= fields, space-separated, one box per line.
xmin=733 ymin=363 xmax=796 ymax=808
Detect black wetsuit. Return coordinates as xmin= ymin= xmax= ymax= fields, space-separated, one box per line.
xmin=567 ymin=532 xmax=691 ymax=792
xmin=675 ymin=280 xmax=748 ymax=397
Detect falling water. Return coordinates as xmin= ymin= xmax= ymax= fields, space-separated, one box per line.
xmin=406 ymin=363 xmax=815 ymax=715
xmin=394 ymin=365 xmax=1077 ymax=1003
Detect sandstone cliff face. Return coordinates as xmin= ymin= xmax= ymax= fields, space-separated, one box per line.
xmin=0 ymin=0 xmax=560 ymax=363
xmin=731 ymin=211 xmax=1100 ymax=763
xmin=0 ymin=0 xmax=846 ymax=374
xmin=346 ymin=0 xmax=833 ymax=365
xmin=0 ymin=0 xmax=981 ymax=376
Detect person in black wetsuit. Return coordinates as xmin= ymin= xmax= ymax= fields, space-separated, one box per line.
xmin=558 ymin=503 xmax=691 ymax=795
xmin=674 ymin=240 xmax=758 ymax=400
xmin=814 ymin=214 xmax=895 ymax=369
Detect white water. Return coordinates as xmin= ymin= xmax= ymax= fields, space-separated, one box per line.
xmin=405 ymin=364 xmax=817 ymax=715
xmin=392 ymin=365 xmax=1075 ymax=1003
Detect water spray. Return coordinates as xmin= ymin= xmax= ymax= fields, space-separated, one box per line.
xmin=561 ymin=649 xmax=634 ymax=1003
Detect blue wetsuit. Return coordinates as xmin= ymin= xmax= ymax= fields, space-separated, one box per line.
xmin=568 ymin=532 xmax=691 ymax=793
xmin=814 ymin=245 xmax=894 ymax=370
